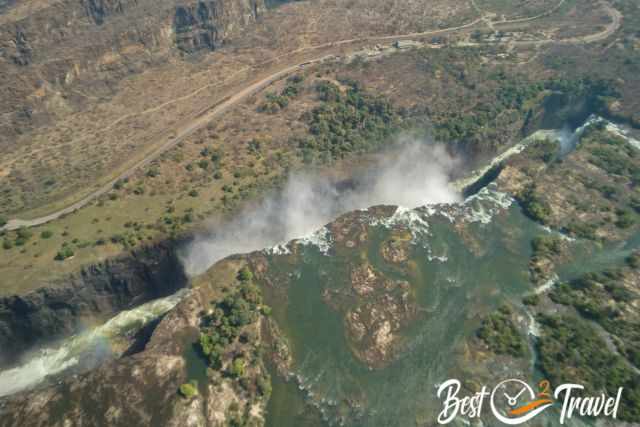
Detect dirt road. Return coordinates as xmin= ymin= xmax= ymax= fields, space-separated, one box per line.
xmin=0 ymin=0 xmax=623 ymax=231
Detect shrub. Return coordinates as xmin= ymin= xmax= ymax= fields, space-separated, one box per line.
xmin=0 ymin=216 xmax=6 ymax=227
xmin=563 ymin=221 xmax=598 ymax=240
xmin=523 ymin=294 xmax=540 ymax=306
xmin=179 ymin=381 xmax=198 ymax=399
xmin=257 ymin=374 xmax=272 ymax=398
xmin=477 ymin=305 xmax=526 ymax=357
xmin=531 ymin=236 xmax=562 ymax=258
xmin=54 ymin=246 xmax=75 ymax=261
xmin=2 ymin=239 xmax=12 ymax=250
xmin=300 ymin=81 xmax=399 ymax=160
xmin=40 ymin=230 xmax=53 ymax=239
xmin=16 ymin=227 xmax=32 ymax=241
xmin=237 ymin=267 xmax=253 ymax=282
xmin=210 ymin=151 xmax=223 ymax=163
xmin=230 ymin=357 xmax=246 ymax=378
xmin=615 ymin=209 xmax=635 ymax=229
xmin=626 ymin=251 xmax=640 ymax=269
xmin=525 ymin=138 xmax=557 ymax=163
xmin=260 ymin=305 xmax=272 ymax=316
xmin=188 ymin=190 xmax=199 ymax=197
xmin=537 ymin=314 xmax=640 ymax=422
xmin=146 ymin=167 xmax=160 ymax=178
xmin=517 ymin=185 xmax=551 ymax=224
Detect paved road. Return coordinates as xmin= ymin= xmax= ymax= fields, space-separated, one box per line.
xmin=0 ymin=0 xmax=623 ymax=231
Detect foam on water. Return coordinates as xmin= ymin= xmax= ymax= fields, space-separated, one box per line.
xmin=461 ymin=186 xmax=514 ymax=224
xmin=527 ymin=311 xmax=541 ymax=337
xmin=298 ymin=226 xmax=333 ymax=255
xmin=265 ymin=243 xmax=292 ymax=256
xmin=534 ymin=275 xmax=559 ymax=295
xmin=604 ymin=120 xmax=640 ymax=150
xmin=0 ymin=289 xmax=188 ymax=397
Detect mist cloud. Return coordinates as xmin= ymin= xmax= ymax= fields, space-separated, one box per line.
xmin=181 ymin=140 xmax=462 ymax=276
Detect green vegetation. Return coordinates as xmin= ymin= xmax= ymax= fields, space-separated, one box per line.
xmin=0 ymin=216 xmax=6 ymax=227
xmin=198 ymin=268 xmax=264 ymax=372
xmin=40 ymin=230 xmax=53 ymax=239
xmin=259 ymin=75 xmax=304 ymax=114
xmin=14 ymin=227 xmax=33 ymax=246
xmin=536 ymin=314 xmax=640 ymax=422
xmin=230 ymin=357 xmax=246 ymax=378
xmin=550 ymin=269 xmax=635 ymax=321
xmin=627 ymin=251 xmax=640 ymax=269
xmin=562 ymin=220 xmax=598 ymax=240
xmin=516 ymin=185 xmax=551 ymax=224
xmin=523 ymin=138 xmax=557 ymax=164
xmin=424 ymin=63 xmax=620 ymax=151
xmin=295 ymin=79 xmax=400 ymax=162
xmin=54 ymin=245 xmax=75 ymax=261
xmin=522 ymin=294 xmax=540 ymax=306
xmin=237 ymin=267 xmax=253 ymax=282
xmin=256 ymin=374 xmax=272 ymax=399
xmin=549 ymin=266 xmax=640 ymax=372
xmin=585 ymin=132 xmax=640 ymax=185
xmin=477 ymin=305 xmax=526 ymax=357
xmin=192 ymin=267 xmax=272 ymax=425
xmin=531 ymin=235 xmax=562 ymax=258
xmin=178 ymin=381 xmax=198 ymax=399
xmin=146 ymin=167 xmax=160 ymax=178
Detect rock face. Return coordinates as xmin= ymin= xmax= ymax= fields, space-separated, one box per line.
xmin=0 ymin=259 xmax=270 ymax=427
xmin=0 ymin=0 xmax=265 ymax=143
xmin=174 ymin=0 xmax=263 ymax=52
xmin=0 ymin=241 xmax=187 ymax=368
xmin=0 ymin=289 xmax=201 ymax=427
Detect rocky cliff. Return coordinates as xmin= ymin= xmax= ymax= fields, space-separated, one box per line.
xmin=0 ymin=257 xmax=270 ymax=427
xmin=0 ymin=241 xmax=187 ymax=368
xmin=0 ymin=0 xmax=265 ymax=144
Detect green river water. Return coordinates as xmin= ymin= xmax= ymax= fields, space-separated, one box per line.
xmin=259 ymin=188 xmax=603 ymax=426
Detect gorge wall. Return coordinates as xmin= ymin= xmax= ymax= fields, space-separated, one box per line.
xmin=0 ymin=241 xmax=188 ymax=368
xmin=0 ymin=0 xmax=265 ymax=144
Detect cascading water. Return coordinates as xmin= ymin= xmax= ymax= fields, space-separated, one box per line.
xmin=0 ymin=289 xmax=188 ymax=398
xmin=0 ymin=115 xmax=633 ymax=403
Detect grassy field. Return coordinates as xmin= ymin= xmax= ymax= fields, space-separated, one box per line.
xmin=1 ymin=0 xmax=639 ymax=295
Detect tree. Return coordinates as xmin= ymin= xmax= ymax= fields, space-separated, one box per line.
xmin=230 ymin=357 xmax=246 ymax=377
xmin=40 ymin=230 xmax=53 ymax=239
xmin=257 ymin=374 xmax=272 ymax=398
xmin=237 ymin=267 xmax=253 ymax=282
xmin=54 ymin=246 xmax=75 ymax=261
xmin=179 ymin=381 xmax=198 ymax=399
xmin=0 ymin=216 xmax=6 ymax=227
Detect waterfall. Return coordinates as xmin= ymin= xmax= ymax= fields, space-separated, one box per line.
xmin=0 ymin=289 xmax=188 ymax=398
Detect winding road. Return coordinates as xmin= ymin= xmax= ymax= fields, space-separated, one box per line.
xmin=0 ymin=0 xmax=623 ymax=232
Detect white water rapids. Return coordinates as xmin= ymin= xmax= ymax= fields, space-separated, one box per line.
xmin=0 ymin=289 xmax=187 ymax=397
xmin=0 ymin=115 xmax=635 ymax=399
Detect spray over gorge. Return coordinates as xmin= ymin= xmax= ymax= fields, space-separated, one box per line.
xmin=2 ymin=0 xmax=640 ymax=422
xmin=181 ymin=140 xmax=462 ymax=276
